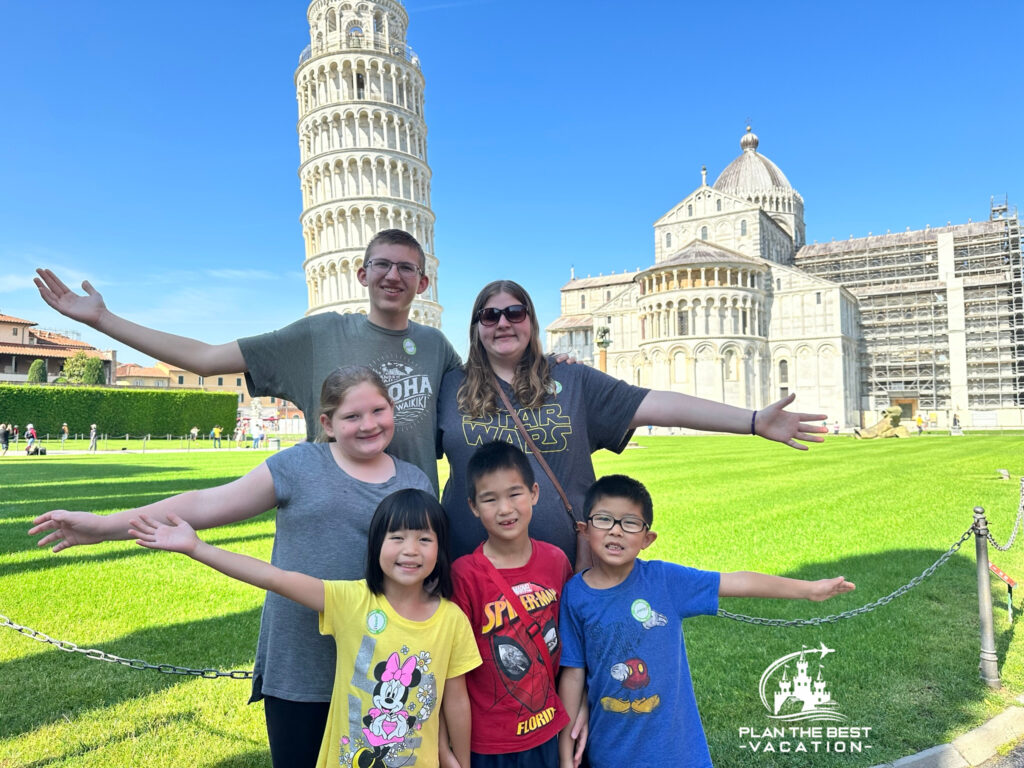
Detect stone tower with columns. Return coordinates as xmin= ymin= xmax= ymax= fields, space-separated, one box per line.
xmin=296 ymin=0 xmax=441 ymax=327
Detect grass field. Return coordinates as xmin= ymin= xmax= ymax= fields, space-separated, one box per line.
xmin=2 ymin=433 xmax=1023 ymax=767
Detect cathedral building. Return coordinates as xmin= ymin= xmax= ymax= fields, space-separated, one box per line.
xmin=296 ymin=0 xmax=441 ymax=327
xmin=548 ymin=128 xmax=1023 ymax=429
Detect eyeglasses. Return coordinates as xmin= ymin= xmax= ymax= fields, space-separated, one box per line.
xmin=587 ymin=513 xmax=649 ymax=533
xmin=474 ymin=305 xmax=530 ymax=326
xmin=365 ymin=258 xmax=421 ymax=277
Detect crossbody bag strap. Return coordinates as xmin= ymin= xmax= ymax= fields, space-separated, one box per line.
xmin=472 ymin=548 xmax=556 ymax=682
xmin=491 ymin=375 xmax=575 ymax=529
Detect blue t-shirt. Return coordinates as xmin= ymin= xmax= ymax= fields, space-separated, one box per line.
xmin=559 ymin=559 xmax=720 ymax=768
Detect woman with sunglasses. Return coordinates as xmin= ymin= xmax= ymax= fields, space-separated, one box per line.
xmin=438 ymin=280 xmax=828 ymax=569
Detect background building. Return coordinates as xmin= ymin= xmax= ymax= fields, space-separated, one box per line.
xmin=548 ymin=129 xmax=1023 ymax=429
xmin=0 ymin=312 xmax=115 ymax=384
xmin=115 ymin=362 xmax=301 ymax=432
xmin=296 ymin=0 xmax=441 ymax=327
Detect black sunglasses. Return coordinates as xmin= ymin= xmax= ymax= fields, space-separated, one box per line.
xmin=473 ymin=305 xmax=530 ymax=326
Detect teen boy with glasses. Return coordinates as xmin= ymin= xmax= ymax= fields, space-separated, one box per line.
xmin=34 ymin=229 xmax=459 ymax=493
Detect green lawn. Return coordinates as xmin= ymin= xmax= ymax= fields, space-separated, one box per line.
xmin=1 ymin=434 xmax=1023 ymax=767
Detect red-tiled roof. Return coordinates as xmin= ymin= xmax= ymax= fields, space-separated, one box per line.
xmin=30 ymin=329 xmax=94 ymax=348
xmin=0 ymin=343 xmax=112 ymax=360
xmin=0 ymin=313 xmax=36 ymax=325
xmin=117 ymin=364 xmax=169 ymax=378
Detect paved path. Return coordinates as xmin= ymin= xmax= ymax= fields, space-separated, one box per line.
xmin=870 ymin=699 xmax=1024 ymax=768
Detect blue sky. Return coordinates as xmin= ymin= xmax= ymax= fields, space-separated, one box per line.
xmin=1 ymin=1 xmax=1021 ymax=364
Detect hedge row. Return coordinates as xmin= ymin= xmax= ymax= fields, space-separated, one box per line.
xmin=0 ymin=384 xmax=239 ymax=435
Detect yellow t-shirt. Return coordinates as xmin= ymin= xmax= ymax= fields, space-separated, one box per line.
xmin=317 ymin=580 xmax=481 ymax=768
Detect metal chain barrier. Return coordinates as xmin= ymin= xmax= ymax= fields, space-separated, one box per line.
xmin=0 ymin=613 xmax=252 ymax=679
xmin=986 ymin=477 xmax=1024 ymax=551
xmin=718 ymin=524 xmax=976 ymax=627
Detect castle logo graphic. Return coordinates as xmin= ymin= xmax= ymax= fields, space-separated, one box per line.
xmin=758 ymin=643 xmax=845 ymax=723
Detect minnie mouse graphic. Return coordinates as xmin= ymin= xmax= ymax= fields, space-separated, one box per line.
xmin=355 ymin=651 xmax=423 ymax=767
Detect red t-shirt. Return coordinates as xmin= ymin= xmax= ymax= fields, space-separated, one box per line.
xmin=451 ymin=540 xmax=574 ymax=754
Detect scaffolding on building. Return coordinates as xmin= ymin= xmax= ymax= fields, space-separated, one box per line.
xmin=795 ymin=199 xmax=1023 ymax=415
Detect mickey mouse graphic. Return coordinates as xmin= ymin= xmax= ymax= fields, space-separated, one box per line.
xmin=356 ymin=651 xmax=421 ymax=767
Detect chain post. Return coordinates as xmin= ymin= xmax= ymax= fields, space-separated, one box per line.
xmin=974 ymin=507 xmax=1000 ymax=687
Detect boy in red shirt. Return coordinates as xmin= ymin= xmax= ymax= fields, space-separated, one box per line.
xmin=451 ymin=441 xmax=574 ymax=767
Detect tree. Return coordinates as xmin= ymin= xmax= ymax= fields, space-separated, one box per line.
xmin=82 ymin=357 xmax=105 ymax=386
xmin=26 ymin=359 xmax=47 ymax=384
xmin=62 ymin=351 xmax=105 ymax=385
xmin=61 ymin=351 xmax=89 ymax=383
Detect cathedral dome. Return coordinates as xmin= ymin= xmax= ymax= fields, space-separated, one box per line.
xmin=713 ymin=127 xmax=793 ymax=196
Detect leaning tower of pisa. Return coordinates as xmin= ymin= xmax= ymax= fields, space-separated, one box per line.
xmin=296 ymin=0 xmax=441 ymax=327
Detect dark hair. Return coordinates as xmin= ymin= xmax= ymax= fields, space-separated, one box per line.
xmin=365 ymin=489 xmax=452 ymax=598
xmin=466 ymin=441 xmax=536 ymax=502
xmin=583 ymin=475 xmax=654 ymax=525
xmin=365 ymin=228 xmax=426 ymax=269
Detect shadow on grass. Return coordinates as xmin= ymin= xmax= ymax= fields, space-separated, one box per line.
xmin=691 ymin=548 xmax=1015 ymax=768
xmin=0 ymin=608 xmax=263 ymax=741
xmin=1 ymin=475 xmax=263 ymax=511
xmin=208 ymin=750 xmax=272 ymax=768
xmin=0 ymin=462 xmax=196 ymax=488
xmin=13 ymin=710 xmax=268 ymax=768
xmin=0 ymin=530 xmax=274 ymax=576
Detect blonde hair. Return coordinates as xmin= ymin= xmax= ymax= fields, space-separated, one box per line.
xmin=457 ymin=280 xmax=551 ymax=419
xmin=316 ymin=366 xmax=393 ymax=442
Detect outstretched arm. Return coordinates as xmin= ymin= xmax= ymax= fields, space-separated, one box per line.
xmin=440 ymin=675 xmax=471 ymax=768
xmin=34 ymin=269 xmax=245 ymax=375
xmin=29 ymin=462 xmax=277 ymax=552
xmin=719 ymin=572 xmax=855 ymax=602
xmin=630 ymin=391 xmax=827 ymax=450
xmin=130 ymin=513 xmax=324 ymax=612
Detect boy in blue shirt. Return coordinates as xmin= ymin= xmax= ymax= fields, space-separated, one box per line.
xmin=557 ymin=475 xmax=855 ymax=768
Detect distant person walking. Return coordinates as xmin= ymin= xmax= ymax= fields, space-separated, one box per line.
xmin=212 ymin=425 xmax=223 ymax=448
xmin=190 ymin=426 xmax=199 ymax=442
xmin=916 ymin=414 xmax=924 ymax=436
xmin=60 ymin=423 xmax=69 ymax=449
xmin=0 ymin=423 xmax=10 ymax=456
xmin=25 ymin=424 xmax=37 ymax=453
xmin=13 ymin=425 xmax=19 ymax=445
xmin=89 ymin=424 xmax=98 ymax=452
xmin=252 ymin=424 xmax=264 ymax=450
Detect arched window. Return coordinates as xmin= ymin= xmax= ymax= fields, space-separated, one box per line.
xmin=701 ymin=226 xmax=708 ymax=241
xmin=740 ymin=219 xmax=747 ymax=236
xmin=674 ymin=352 xmax=687 ymax=382
xmin=778 ymin=359 xmax=789 ymax=384
xmin=687 ymin=204 xmax=693 ymax=216
xmin=716 ymin=199 xmax=722 ymax=211
xmin=724 ymin=350 xmax=738 ymax=381
xmin=665 ymin=232 xmax=672 ymax=248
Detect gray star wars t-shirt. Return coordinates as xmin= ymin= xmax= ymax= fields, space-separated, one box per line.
xmin=438 ymin=361 xmax=649 ymax=564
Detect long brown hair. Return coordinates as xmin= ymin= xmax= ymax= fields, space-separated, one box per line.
xmin=457 ymin=280 xmax=552 ymax=419
xmin=315 ymin=366 xmax=393 ymax=442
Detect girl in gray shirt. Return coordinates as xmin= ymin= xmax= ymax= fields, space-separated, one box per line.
xmin=30 ymin=366 xmax=433 ymax=768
